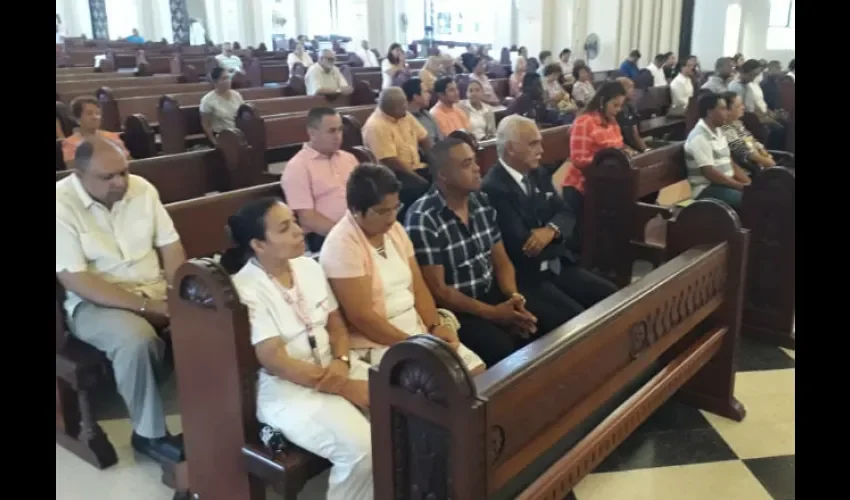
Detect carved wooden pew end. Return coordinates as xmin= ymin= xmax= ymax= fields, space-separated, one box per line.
xmin=371 ymin=200 xmax=749 ymax=499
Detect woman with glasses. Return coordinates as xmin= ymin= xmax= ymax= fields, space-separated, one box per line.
xmin=319 ymin=164 xmax=485 ymax=374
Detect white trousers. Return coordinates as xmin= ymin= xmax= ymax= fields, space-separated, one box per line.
xmin=258 ymin=362 xmax=373 ymax=500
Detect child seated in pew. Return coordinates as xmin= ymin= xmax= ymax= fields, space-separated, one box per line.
xmin=320 ymin=164 xmax=486 ymax=374
xmin=225 ymin=198 xmax=375 ymax=500
xmin=61 ymin=96 xmax=130 ymax=168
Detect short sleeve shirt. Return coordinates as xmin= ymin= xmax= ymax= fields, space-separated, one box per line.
xmin=362 ymin=109 xmax=428 ymax=170
xmin=199 ymin=90 xmax=245 ymax=133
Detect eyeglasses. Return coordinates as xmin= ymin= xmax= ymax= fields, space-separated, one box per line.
xmin=369 ymin=203 xmax=404 ymax=217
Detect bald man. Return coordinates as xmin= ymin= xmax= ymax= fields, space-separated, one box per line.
xmin=482 ymin=116 xmax=618 ymax=315
xmin=305 ymin=49 xmax=352 ymax=96
xmin=362 ymin=87 xmax=434 ymax=218
xmin=56 ymin=137 xmax=186 ymax=464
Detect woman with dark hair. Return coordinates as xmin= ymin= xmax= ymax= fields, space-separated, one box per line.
xmin=62 ymin=96 xmax=130 ymax=167
xmin=542 ymin=64 xmax=578 ymax=115
xmin=719 ymin=92 xmax=777 ymax=173
xmin=505 ymin=72 xmax=557 ymax=126
xmin=286 ymin=42 xmax=313 ymax=72
xmin=571 ymin=65 xmax=596 ymax=106
xmin=226 ymin=197 xmax=374 ymax=500
xmin=199 ymin=66 xmax=244 ymax=144
xmin=469 ymin=57 xmax=501 ymax=106
xmin=319 ymin=164 xmax=485 ymax=373
xmin=460 ymin=80 xmax=497 ymax=140
xmin=561 ymin=81 xmax=632 ymax=229
xmin=381 ymin=43 xmax=407 ymax=89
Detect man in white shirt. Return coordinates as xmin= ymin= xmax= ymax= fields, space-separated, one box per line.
xmin=56 ymin=137 xmax=187 ymax=463
xmin=215 ymin=42 xmax=244 ymax=75
xmin=353 ymin=39 xmax=379 ymax=68
xmin=669 ymin=56 xmax=696 ymax=115
xmin=305 ymin=50 xmax=352 ymax=96
xmin=684 ymin=93 xmax=751 ymax=210
xmin=646 ymin=54 xmax=668 ymax=87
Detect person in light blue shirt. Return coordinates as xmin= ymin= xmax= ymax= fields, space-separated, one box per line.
xmin=126 ymin=28 xmax=145 ymax=44
xmin=619 ymin=49 xmax=642 ymax=80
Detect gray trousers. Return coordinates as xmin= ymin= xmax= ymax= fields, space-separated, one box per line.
xmin=69 ymin=302 xmax=167 ymax=438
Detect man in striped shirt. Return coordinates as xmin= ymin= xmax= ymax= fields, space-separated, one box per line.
xmin=684 ymin=93 xmax=752 ymax=211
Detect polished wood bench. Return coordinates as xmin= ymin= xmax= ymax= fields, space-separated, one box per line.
xmin=371 ymin=200 xmax=749 ymax=499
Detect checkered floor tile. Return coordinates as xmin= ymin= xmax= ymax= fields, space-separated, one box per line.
xmin=57 ymin=337 xmax=795 ymax=500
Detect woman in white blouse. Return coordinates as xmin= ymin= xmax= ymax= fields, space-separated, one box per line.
xmin=226 ymin=198 xmax=374 ymax=500
xmin=286 ymin=43 xmax=314 ymax=73
xmin=380 ymin=43 xmax=407 ymax=89
xmin=460 ymin=81 xmax=496 ymax=140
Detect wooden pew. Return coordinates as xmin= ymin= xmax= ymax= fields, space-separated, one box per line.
xmin=370 ymin=200 xmax=749 ymax=499
xmin=581 ymin=145 xmax=795 ymax=348
xmin=167 ymin=183 xmax=334 ymax=500
xmin=633 ymin=86 xmax=686 ymax=140
xmin=58 ymin=82 xmax=212 ymax=103
xmin=98 ymin=86 xmax=286 ymax=132
xmin=57 ymin=74 xmax=184 ymax=94
xmin=236 ymin=104 xmax=377 ymax=169
xmin=157 ymin=81 xmax=373 ymax=156
xmin=54 ymin=130 xmax=260 ymax=201
xmin=474 ymin=124 xmax=571 ymax=175
xmin=56 ymin=180 xmax=282 ymax=479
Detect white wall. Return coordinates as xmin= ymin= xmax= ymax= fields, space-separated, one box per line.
xmin=692 ymin=0 xmax=795 ymax=67
xmin=740 ymin=0 xmax=794 ymax=63
xmin=584 ymin=0 xmax=621 ymax=69
xmin=57 ymin=0 xmax=93 ymax=38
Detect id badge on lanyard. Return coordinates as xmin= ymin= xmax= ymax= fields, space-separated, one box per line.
xmin=261 ymin=262 xmax=324 ymax=366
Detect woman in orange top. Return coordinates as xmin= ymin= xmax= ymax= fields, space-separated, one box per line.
xmin=62 ymin=96 xmax=130 ymax=168
xmin=561 ymin=81 xmax=630 ymax=235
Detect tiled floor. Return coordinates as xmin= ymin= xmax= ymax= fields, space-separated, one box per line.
xmin=56 ymin=337 xmax=795 ymax=500
xmin=573 ymin=338 xmax=795 ymax=500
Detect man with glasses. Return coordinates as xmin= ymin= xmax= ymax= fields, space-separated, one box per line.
xmin=305 ymin=49 xmax=353 ymax=96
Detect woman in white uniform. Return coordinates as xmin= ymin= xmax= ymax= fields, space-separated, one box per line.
xmin=226 ymin=198 xmax=374 ymax=500
xmin=319 ymin=164 xmax=486 ymax=374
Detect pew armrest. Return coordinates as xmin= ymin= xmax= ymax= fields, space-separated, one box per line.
xmin=767 ymin=150 xmax=795 ymax=168
xmin=261 ymin=172 xmax=281 ymax=183
xmin=635 ymin=202 xmax=675 ymax=222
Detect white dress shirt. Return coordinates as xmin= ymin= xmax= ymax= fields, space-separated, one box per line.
xmin=669 ymin=73 xmax=694 ymax=114
xmin=647 ymin=63 xmax=668 ymax=87
xmin=56 ymin=174 xmax=180 ymax=317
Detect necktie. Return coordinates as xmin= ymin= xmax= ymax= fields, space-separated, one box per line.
xmin=521 ymin=175 xmax=533 ymax=197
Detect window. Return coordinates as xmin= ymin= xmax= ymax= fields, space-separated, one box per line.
xmin=104 ymin=0 xmax=140 ymax=40
xmin=268 ymin=0 xmax=296 ymax=35
xmin=768 ymin=0 xmax=794 ymax=28
xmin=767 ymin=0 xmax=795 ymax=50
xmin=303 ymin=0 xmax=368 ymax=39
xmin=404 ymin=0 xmax=495 ymax=45
xmin=723 ymin=4 xmax=741 ymax=58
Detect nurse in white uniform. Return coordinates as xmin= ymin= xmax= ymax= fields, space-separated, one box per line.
xmin=226 ymin=197 xmax=374 ymax=500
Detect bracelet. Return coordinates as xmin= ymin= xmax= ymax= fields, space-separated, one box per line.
xmin=511 ymin=292 xmax=526 ymax=305
xmin=139 ymin=298 xmax=149 ymax=314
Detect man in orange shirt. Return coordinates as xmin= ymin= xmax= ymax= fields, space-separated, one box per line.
xmin=430 ymin=77 xmax=471 ymax=136
xmin=362 ymin=87 xmax=434 ymax=219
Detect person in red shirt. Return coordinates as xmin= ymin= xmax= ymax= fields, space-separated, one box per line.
xmin=561 ymin=81 xmax=634 ymax=244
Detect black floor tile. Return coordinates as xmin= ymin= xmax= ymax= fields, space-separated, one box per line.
xmin=633 ymin=399 xmax=715 ymax=434
xmin=594 ymin=427 xmax=738 ymax=472
xmin=736 ymin=337 xmax=795 ymax=372
xmin=744 ymin=455 xmax=795 ymax=500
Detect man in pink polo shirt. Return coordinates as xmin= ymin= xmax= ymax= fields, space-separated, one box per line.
xmin=281 ymin=107 xmax=360 ymax=250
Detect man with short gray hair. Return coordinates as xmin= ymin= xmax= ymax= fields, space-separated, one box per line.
xmin=483 ymin=115 xmax=618 ymax=314
xmin=305 ymin=49 xmax=352 ymax=96
xmin=56 ymin=137 xmax=187 ymax=464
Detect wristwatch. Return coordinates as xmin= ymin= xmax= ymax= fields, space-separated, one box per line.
xmin=547 ymin=222 xmax=561 ymax=238
xmin=335 ymin=355 xmax=351 ymax=367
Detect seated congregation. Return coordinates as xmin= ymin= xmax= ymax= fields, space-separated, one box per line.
xmin=56 ymin=35 xmax=795 ymax=500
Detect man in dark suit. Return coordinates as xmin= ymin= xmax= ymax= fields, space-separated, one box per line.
xmin=482 ymin=115 xmax=618 ymax=312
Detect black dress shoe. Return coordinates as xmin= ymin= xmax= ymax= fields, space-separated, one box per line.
xmin=131 ymin=432 xmax=185 ymax=464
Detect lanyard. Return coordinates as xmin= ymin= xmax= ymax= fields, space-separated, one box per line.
xmin=255 ymin=259 xmax=323 ymax=366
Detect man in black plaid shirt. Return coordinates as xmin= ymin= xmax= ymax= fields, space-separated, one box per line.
xmin=405 ymin=138 xmax=577 ymax=366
